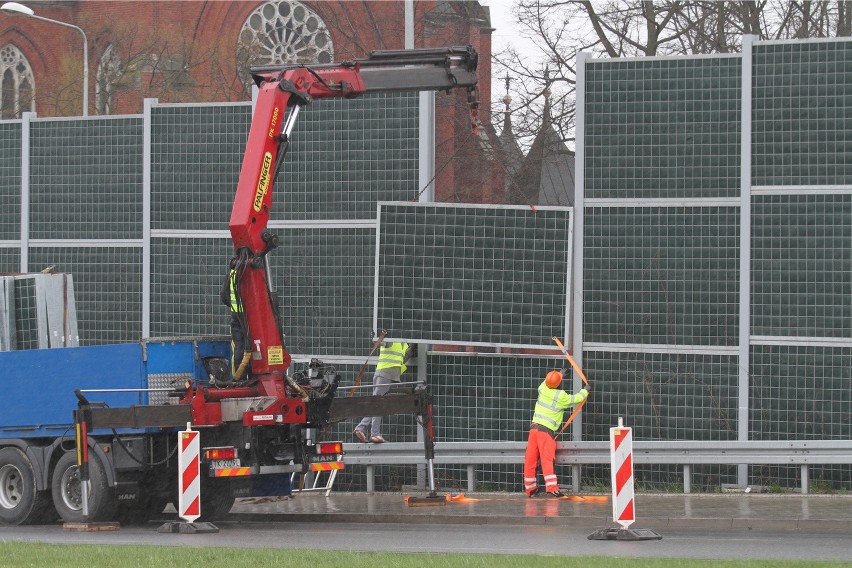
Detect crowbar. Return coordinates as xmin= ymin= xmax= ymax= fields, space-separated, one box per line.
xmin=552 ymin=336 xmax=589 ymax=437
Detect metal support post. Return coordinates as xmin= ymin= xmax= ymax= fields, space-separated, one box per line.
xmin=366 ymin=465 xmax=375 ymax=493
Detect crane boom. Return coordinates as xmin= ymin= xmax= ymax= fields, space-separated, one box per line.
xmin=227 ymin=46 xmax=479 ymax=398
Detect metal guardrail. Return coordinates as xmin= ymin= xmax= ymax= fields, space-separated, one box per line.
xmin=342 ymin=441 xmax=852 ymax=495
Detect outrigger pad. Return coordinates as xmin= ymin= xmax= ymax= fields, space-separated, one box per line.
xmin=406 ymin=493 xmax=448 ymax=507
xmin=63 ymin=521 xmax=120 ymax=532
xmin=157 ymin=521 xmax=219 ymax=534
xmin=587 ymin=527 xmax=662 ymax=541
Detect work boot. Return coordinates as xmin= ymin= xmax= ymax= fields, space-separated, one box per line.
xmin=527 ymin=488 xmax=542 ymax=498
xmin=370 ymin=435 xmax=386 ymax=444
xmin=546 ymin=490 xmax=564 ymax=498
xmin=353 ymin=429 xmax=368 ymax=443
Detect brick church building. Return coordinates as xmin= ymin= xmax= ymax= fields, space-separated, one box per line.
xmin=1 ymin=0 xmax=503 ymax=202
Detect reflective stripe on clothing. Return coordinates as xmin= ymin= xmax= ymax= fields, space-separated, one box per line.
xmin=530 ymin=381 xmax=588 ymax=432
xmin=228 ymin=269 xmax=243 ymax=313
xmin=376 ymin=342 xmax=408 ymax=375
xmin=523 ymin=428 xmax=558 ymax=495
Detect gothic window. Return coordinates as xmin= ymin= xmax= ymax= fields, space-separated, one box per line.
xmin=1 ymin=44 xmax=35 ymax=119
xmin=237 ymin=0 xmax=334 ymax=89
xmin=96 ymin=44 xmax=121 ymax=115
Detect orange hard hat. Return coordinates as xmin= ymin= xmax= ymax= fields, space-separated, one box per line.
xmin=545 ymin=370 xmax=563 ymax=389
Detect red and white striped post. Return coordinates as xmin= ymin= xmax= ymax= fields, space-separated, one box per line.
xmin=610 ymin=417 xmax=635 ymax=529
xmin=178 ymin=423 xmax=201 ymax=523
xmin=588 ymin=418 xmax=662 ymax=540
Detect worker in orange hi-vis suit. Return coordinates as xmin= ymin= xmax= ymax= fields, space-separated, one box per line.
xmin=523 ymin=369 xmax=590 ymax=498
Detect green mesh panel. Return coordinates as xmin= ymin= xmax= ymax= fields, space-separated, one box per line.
xmin=583 ymin=207 xmax=740 ymax=346
xmin=29 ymin=118 xmax=143 ymax=240
xmin=582 ymin=351 xmax=739 ymax=442
xmin=280 ymin=93 xmax=419 ymax=221
xmin=751 ymin=194 xmax=852 ymax=338
xmin=750 ymin=345 xmax=852 ymax=440
xmin=428 ymin=354 xmax=565 ymax=443
xmin=151 ymin=105 xmax=251 ymax=232
xmin=0 ymin=249 xmax=19 ymax=273
xmin=149 ymin=237 xmax=234 ymax=337
xmin=585 ymin=57 xmax=741 ymax=199
xmin=753 ymin=41 xmax=852 ymax=186
xmin=273 ymin=227 xmax=376 ymax=356
xmin=0 ymin=122 xmax=21 ymax=241
xmin=376 ymin=204 xmax=572 ymax=348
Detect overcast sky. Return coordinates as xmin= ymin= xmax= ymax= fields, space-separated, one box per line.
xmin=484 ymin=0 xmax=525 ymax=55
xmin=481 ymin=0 xmax=540 ymax=98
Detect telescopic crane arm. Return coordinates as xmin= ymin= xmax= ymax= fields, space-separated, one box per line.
xmin=227 ymin=46 xmax=479 ymax=395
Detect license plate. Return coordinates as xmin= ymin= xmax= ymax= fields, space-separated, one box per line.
xmin=211 ymin=459 xmax=241 ymax=469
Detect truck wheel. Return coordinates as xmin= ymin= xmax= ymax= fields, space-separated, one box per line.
xmin=0 ymin=447 xmax=53 ymax=525
xmin=197 ymin=479 xmax=236 ymax=521
xmin=51 ymin=451 xmax=117 ymax=523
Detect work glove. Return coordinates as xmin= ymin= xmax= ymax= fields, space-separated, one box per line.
xmin=582 ymin=383 xmax=591 ymax=394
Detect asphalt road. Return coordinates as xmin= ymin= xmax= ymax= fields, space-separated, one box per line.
xmin=0 ymin=520 xmax=849 ymax=562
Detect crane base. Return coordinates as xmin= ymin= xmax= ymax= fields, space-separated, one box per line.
xmin=587 ymin=527 xmax=662 ymax=541
xmin=157 ymin=521 xmax=219 ymax=534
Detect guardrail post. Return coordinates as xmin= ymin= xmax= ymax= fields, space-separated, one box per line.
xmin=467 ymin=465 xmax=475 ymax=493
xmin=800 ymin=465 xmax=808 ymax=495
xmin=571 ymin=464 xmax=580 ymax=493
xmin=683 ymin=464 xmax=691 ymax=494
xmin=366 ymin=465 xmax=375 ymax=493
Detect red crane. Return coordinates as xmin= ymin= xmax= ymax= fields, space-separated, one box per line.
xmin=224 ymin=47 xmax=479 ymax=405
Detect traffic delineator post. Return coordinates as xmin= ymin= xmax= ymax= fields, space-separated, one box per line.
xmin=178 ymin=423 xmax=201 ymax=522
xmin=158 ymin=423 xmax=219 ymax=534
xmin=611 ymin=417 xmax=635 ymax=528
xmin=588 ymin=417 xmax=661 ymax=541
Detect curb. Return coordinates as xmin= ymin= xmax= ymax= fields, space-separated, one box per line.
xmin=226 ymin=512 xmax=852 ymax=534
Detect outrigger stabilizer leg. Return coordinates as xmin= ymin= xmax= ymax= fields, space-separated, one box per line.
xmin=407 ymin=389 xmax=446 ymax=506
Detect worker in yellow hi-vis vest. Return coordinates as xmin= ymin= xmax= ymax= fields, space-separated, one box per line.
xmin=353 ymin=341 xmax=416 ymax=443
xmin=220 ymin=259 xmax=248 ymax=379
xmin=523 ymin=368 xmax=590 ymax=497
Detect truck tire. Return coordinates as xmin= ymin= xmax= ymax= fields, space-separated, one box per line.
xmin=51 ymin=451 xmax=117 ymax=523
xmin=0 ymin=447 xmax=53 ymax=525
xmin=197 ymin=479 xmax=236 ymax=521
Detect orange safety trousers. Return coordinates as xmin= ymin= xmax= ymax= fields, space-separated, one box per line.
xmin=523 ymin=428 xmax=559 ymax=495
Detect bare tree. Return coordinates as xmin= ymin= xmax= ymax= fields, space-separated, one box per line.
xmin=495 ymin=0 xmax=852 ymax=152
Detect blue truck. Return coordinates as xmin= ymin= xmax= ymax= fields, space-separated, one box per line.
xmin=0 ymin=46 xmax=478 ymax=526
xmin=0 ymin=336 xmax=349 ymax=525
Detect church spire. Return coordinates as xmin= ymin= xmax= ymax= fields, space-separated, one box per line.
xmin=542 ymin=68 xmax=552 ymax=129
xmin=502 ymin=73 xmax=513 ymax=135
